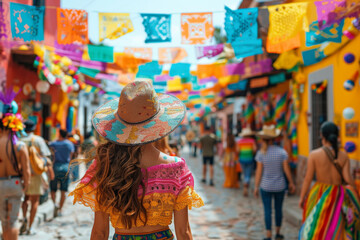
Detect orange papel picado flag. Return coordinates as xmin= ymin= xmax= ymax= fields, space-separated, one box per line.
xmin=124 ymin=47 xmax=153 ymax=61
xmin=158 ymin=48 xmax=188 ymax=64
xmin=99 ymin=13 xmax=133 ymax=42
xmin=181 ymin=12 xmax=214 ymax=44
xmin=266 ymin=2 xmax=309 ymax=53
xmin=57 ymin=8 xmax=89 ymax=44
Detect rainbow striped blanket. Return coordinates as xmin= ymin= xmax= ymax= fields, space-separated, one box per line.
xmin=299 ymin=182 xmax=360 ymax=240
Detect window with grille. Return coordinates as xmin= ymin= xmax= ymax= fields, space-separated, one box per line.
xmin=311 ymin=86 xmax=328 ymax=149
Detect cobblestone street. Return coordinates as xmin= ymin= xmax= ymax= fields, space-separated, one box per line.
xmin=18 ymin=148 xmax=299 ymax=240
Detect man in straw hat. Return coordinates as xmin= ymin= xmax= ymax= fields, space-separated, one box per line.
xmin=236 ymin=127 xmax=257 ymax=196
xmin=254 ymin=125 xmax=295 ymax=240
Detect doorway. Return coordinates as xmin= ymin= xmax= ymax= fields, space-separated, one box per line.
xmin=40 ymin=94 xmax=51 ymax=141
xmin=308 ymin=65 xmax=334 ymax=150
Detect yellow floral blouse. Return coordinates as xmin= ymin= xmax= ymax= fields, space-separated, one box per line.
xmin=69 ymin=158 xmax=204 ymax=229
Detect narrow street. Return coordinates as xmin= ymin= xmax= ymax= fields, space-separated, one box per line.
xmin=19 ymin=147 xmax=299 ymax=240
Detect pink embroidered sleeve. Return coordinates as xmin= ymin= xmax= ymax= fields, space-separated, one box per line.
xmin=174 ymin=159 xmax=204 ymax=211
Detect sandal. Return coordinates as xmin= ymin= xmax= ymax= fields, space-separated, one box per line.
xmin=275 ymin=234 xmax=284 ymax=240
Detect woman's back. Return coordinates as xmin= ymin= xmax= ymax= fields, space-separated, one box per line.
xmin=70 ymin=148 xmax=203 ymax=233
xmin=310 ymin=148 xmax=347 ymax=185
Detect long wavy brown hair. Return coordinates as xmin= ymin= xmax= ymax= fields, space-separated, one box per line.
xmin=153 ymin=136 xmax=173 ymax=154
xmin=80 ymin=141 xmax=147 ymax=229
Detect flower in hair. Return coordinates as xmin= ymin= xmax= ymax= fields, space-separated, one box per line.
xmin=2 ymin=113 xmax=24 ymax=132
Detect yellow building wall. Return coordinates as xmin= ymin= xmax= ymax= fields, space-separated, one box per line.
xmin=295 ymin=1 xmax=360 ymax=160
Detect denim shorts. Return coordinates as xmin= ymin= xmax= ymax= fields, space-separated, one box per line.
xmin=0 ymin=177 xmax=23 ymax=229
xmin=50 ymin=163 xmax=70 ymax=192
xmin=203 ymin=156 xmax=214 ymax=165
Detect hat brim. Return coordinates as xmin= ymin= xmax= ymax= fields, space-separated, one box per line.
xmin=92 ymin=94 xmax=186 ymax=146
xmin=240 ymin=132 xmax=255 ymax=137
xmin=256 ymin=129 xmax=282 ymax=139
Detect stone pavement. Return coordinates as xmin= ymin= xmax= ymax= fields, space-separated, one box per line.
xmin=11 ymin=147 xmax=302 ymax=240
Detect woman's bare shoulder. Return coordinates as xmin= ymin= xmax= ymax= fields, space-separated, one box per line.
xmin=309 ymin=148 xmax=324 ymax=158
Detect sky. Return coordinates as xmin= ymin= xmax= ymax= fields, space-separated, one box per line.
xmin=61 ymin=0 xmax=242 ymax=64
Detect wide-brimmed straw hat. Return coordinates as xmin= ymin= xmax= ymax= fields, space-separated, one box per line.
xmin=92 ymin=80 xmax=186 ymax=145
xmin=240 ymin=128 xmax=255 ymax=137
xmin=256 ymin=125 xmax=281 ymax=139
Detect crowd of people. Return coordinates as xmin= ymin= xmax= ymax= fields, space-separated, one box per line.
xmin=1 ymin=80 xmax=360 ymax=240
xmin=186 ymin=121 xmax=360 ymax=240
xmin=0 ymin=87 xmax=98 ymax=239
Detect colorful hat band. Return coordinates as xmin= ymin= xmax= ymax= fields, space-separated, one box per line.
xmin=117 ymin=106 xmax=160 ymax=125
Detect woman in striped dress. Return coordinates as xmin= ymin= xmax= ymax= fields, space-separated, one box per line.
xmin=299 ymin=122 xmax=360 ymax=239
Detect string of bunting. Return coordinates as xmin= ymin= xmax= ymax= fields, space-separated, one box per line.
xmin=1 ymin=1 xmax=360 ymax=118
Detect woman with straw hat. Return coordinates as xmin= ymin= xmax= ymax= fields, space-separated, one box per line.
xmin=254 ymin=125 xmax=295 ymax=240
xmin=237 ymin=127 xmax=257 ymax=196
xmin=69 ymin=80 xmax=204 ymax=239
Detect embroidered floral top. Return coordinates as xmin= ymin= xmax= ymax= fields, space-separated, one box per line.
xmin=69 ymin=158 xmax=204 ymax=229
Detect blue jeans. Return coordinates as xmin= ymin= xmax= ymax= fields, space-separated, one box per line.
xmin=260 ymin=189 xmax=285 ymax=231
xmin=240 ymin=162 xmax=253 ymax=184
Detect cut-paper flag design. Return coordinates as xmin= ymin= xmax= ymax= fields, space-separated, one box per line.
xmin=301 ymin=47 xmax=325 ymax=66
xmin=113 ymin=53 xmax=150 ymax=70
xmin=195 ymin=44 xmax=224 ymax=59
xmin=232 ymin=39 xmax=263 ymax=59
xmin=248 ymin=58 xmax=273 ymax=76
xmin=57 ymin=8 xmax=88 ymax=44
xmin=228 ymin=80 xmax=248 ymax=91
xmin=141 ymin=14 xmax=171 ymax=43
xmin=269 ymin=73 xmax=286 ymax=85
xmin=225 ymin=63 xmax=245 ymax=75
xmin=250 ymin=77 xmax=269 ymax=89
xmin=273 ymin=50 xmax=301 ymax=70
xmin=224 ymin=6 xmax=259 ymax=43
xmin=99 ymin=13 xmax=133 ymax=42
xmin=314 ymin=0 xmax=358 ymax=30
xmin=124 ymin=47 xmax=153 ymax=60
xmin=0 ymin=4 xmax=8 ymax=39
xmin=88 ymin=45 xmax=114 ymax=63
xmin=181 ymin=12 xmax=213 ymax=44
xmin=136 ymin=61 xmax=162 ymax=79
xmin=158 ymin=47 xmax=187 ymax=64
xmin=306 ymin=20 xmax=344 ymax=46
xmin=10 ymin=2 xmax=45 ymax=41
xmin=169 ymin=63 xmax=191 ymax=78
xmin=267 ymin=2 xmax=309 ymax=53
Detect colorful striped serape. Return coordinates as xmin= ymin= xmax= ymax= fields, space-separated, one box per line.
xmin=300 ymin=182 xmax=360 ymax=240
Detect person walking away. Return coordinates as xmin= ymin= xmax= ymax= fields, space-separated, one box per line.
xmin=254 ymin=125 xmax=295 ymax=240
xmin=199 ymin=126 xmax=217 ymax=186
xmin=223 ymin=133 xmax=239 ymax=188
xmin=192 ymin=124 xmax=200 ymax=157
xmin=20 ymin=120 xmax=54 ymax=235
xmin=299 ymin=122 xmax=360 ymax=239
xmin=237 ymin=128 xmax=257 ymax=196
xmin=69 ymin=80 xmax=203 ymax=239
xmin=68 ymin=133 xmax=80 ymax=181
xmin=49 ymin=129 xmax=75 ymax=217
xmin=185 ymin=127 xmax=195 ymax=153
xmin=0 ymin=91 xmax=30 ymax=240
